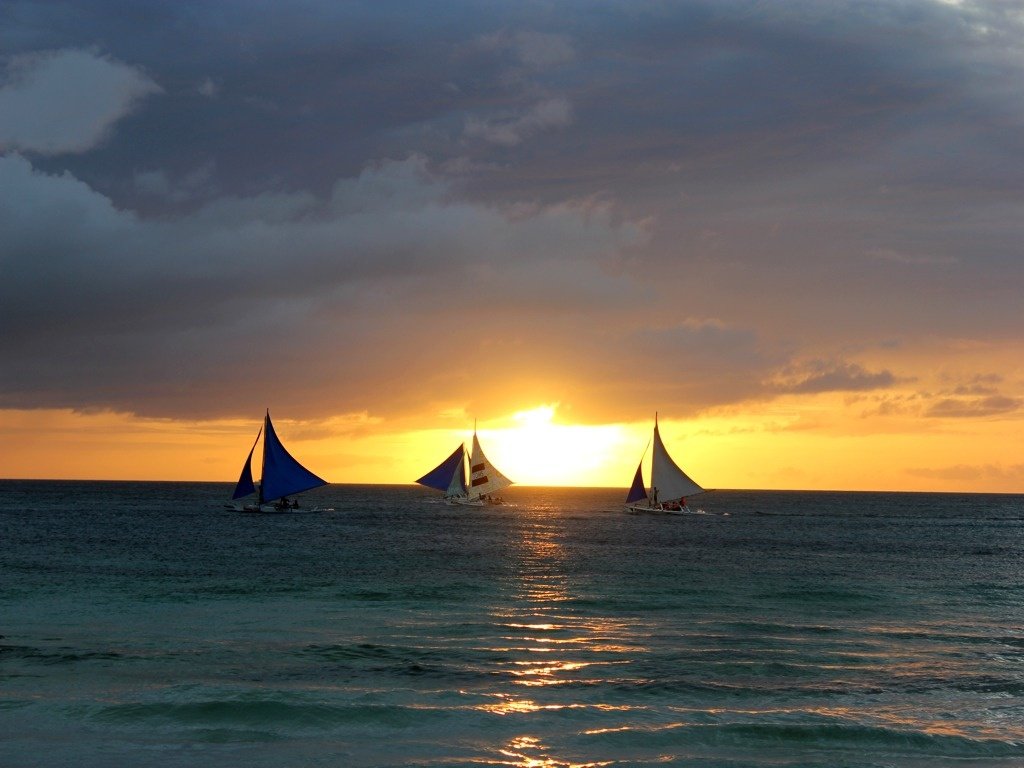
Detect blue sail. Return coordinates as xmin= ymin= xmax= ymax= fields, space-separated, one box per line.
xmin=416 ymin=444 xmax=467 ymax=495
xmin=625 ymin=461 xmax=648 ymax=503
xmin=260 ymin=411 xmax=328 ymax=503
xmin=231 ymin=426 xmax=262 ymax=500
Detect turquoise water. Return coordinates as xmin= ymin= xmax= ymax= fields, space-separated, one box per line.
xmin=1 ymin=482 xmax=1023 ymax=767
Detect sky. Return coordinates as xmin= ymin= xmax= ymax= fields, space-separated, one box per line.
xmin=1 ymin=0 xmax=1022 ymax=491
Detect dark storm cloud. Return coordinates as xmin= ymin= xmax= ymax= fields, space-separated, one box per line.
xmin=7 ymin=0 xmax=1017 ymax=205
xmin=2 ymin=1 xmax=1023 ymax=421
xmin=0 ymin=152 xmax=648 ymax=418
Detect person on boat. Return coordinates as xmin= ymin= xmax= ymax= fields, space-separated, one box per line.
xmin=651 ymin=486 xmax=658 ymax=507
xmin=680 ymin=497 xmax=686 ymax=509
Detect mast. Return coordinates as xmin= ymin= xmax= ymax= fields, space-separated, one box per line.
xmin=259 ymin=410 xmax=269 ymax=505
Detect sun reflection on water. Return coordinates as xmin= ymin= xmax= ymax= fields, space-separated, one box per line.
xmin=494 ymin=734 xmax=615 ymax=768
xmin=475 ymin=509 xmax=649 ymax=767
xmin=478 ymin=695 xmax=635 ymax=716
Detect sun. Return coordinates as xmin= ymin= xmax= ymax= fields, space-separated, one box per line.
xmin=480 ymin=405 xmax=633 ymax=487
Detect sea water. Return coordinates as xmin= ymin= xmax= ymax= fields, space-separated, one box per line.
xmin=1 ymin=482 xmax=1022 ymax=767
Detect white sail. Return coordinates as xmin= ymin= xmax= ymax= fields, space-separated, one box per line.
xmin=446 ymin=449 xmax=468 ymax=498
xmin=650 ymin=421 xmax=703 ymax=502
xmin=468 ymin=432 xmax=512 ymax=499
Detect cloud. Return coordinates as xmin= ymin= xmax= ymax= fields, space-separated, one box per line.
xmin=0 ymin=49 xmax=160 ymax=155
xmin=197 ymin=77 xmax=219 ymax=98
xmin=866 ymin=248 xmax=957 ymax=266
xmin=907 ymin=462 xmax=1024 ymax=484
xmin=133 ymin=162 xmax=216 ymax=202
xmin=1 ymin=1 xmax=1023 ymax=434
xmin=476 ymin=30 xmax=576 ymax=70
xmin=533 ymin=318 xmax=794 ymax=421
xmin=925 ymin=395 xmax=1022 ymax=418
xmin=464 ymin=97 xmax=573 ymax=146
xmin=0 ymin=153 xmax=645 ymax=419
xmin=771 ymin=361 xmax=897 ymax=395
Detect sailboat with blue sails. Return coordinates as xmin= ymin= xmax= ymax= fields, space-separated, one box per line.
xmin=626 ymin=415 xmax=704 ymax=515
xmin=226 ymin=411 xmax=329 ymax=513
xmin=416 ymin=425 xmax=512 ymax=506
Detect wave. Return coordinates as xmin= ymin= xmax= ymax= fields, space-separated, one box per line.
xmin=585 ymin=718 xmax=1024 ymax=757
xmin=0 ymin=643 xmax=125 ymax=665
xmin=92 ymin=699 xmax=450 ymax=729
xmin=752 ymin=588 xmax=881 ymax=604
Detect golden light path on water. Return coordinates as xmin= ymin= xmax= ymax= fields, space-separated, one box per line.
xmin=471 ymin=507 xmax=651 ymax=768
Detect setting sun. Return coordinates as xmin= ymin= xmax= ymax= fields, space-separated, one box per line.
xmin=479 ymin=405 xmax=631 ymax=487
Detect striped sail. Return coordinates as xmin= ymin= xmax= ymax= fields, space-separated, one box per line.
xmin=468 ymin=432 xmax=512 ymax=499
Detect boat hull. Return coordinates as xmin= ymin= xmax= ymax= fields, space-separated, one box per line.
xmin=448 ymin=496 xmax=504 ymax=507
xmin=224 ymin=502 xmax=321 ymax=514
xmin=625 ymin=502 xmax=700 ymax=515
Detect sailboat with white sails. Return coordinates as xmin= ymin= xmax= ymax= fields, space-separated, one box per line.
xmin=226 ymin=410 xmax=329 ymax=513
xmin=625 ymin=415 xmax=704 ymax=515
xmin=416 ymin=424 xmax=513 ymax=506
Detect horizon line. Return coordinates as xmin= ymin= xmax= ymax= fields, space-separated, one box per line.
xmin=0 ymin=478 xmax=1021 ymax=495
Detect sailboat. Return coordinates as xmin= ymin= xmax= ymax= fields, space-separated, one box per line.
xmin=625 ymin=415 xmax=704 ymax=515
xmin=226 ymin=410 xmax=329 ymax=513
xmin=416 ymin=424 xmax=513 ymax=506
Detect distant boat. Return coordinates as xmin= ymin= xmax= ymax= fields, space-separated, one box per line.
xmin=226 ymin=410 xmax=328 ymax=513
xmin=416 ymin=424 xmax=512 ymax=506
xmin=626 ymin=415 xmax=704 ymax=515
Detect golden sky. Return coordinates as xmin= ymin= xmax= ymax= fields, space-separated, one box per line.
xmin=3 ymin=384 xmax=1022 ymax=492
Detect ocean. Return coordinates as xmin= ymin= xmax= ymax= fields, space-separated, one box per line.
xmin=1 ymin=482 xmax=1022 ymax=767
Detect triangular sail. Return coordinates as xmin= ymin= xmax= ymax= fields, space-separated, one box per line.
xmin=446 ymin=459 xmax=468 ymax=497
xmin=231 ymin=425 xmax=263 ymax=500
xmin=651 ymin=420 xmax=703 ymax=502
xmin=468 ymin=432 xmax=512 ymax=499
xmin=260 ymin=411 xmax=328 ymax=503
xmin=625 ymin=460 xmax=648 ymax=504
xmin=416 ymin=443 xmax=467 ymax=497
